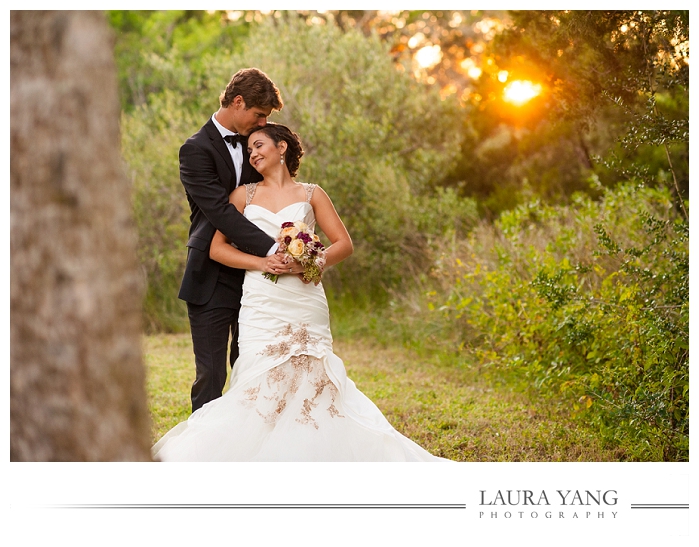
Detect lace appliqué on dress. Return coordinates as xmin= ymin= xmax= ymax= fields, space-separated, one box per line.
xmin=240 ymin=323 xmax=343 ymax=428
xmin=298 ymin=365 xmax=341 ymax=429
xmin=245 ymin=182 xmax=258 ymax=207
xmin=302 ymin=182 xmax=317 ymax=203
xmin=241 ymin=385 xmax=260 ymax=409
xmin=239 ymin=355 xmax=344 ymax=429
xmin=258 ymin=323 xmax=322 ymax=359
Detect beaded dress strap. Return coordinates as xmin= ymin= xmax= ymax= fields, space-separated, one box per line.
xmin=303 ymin=183 xmax=317 ymax=203
xmin=245 ymin=182 xmax=258 ymax=207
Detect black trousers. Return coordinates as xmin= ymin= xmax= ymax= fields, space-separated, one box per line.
xmin=187 ymin=302 xmax=240 ymax=413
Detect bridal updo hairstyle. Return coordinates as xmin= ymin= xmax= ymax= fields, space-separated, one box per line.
xmin=249 ymin=123 xmax=304 ymax=178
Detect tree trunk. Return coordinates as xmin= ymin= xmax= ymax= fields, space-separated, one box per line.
xmin=10 ymin=11 xmax=152 ymax=461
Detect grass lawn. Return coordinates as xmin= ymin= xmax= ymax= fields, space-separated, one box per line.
xmin=144 ymin=333 xmax=628 ymax=461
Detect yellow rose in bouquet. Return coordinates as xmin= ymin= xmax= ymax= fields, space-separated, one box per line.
xmin=280 ymin=225 xmax=299 ymax=239
xmin=287 ymin=239 xmax=305 ymax=257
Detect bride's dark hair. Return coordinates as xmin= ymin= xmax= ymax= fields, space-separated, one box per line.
xmin=248 ymin=123 xmax=304 ymax=177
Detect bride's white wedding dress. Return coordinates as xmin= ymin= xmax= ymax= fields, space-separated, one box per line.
xmin=153 ymin=183 xmax=446 ymax=462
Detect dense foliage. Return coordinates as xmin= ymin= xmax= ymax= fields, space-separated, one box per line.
xmin=444 ymin=10 xmax=689 ymax=216
xmin=416 ymin=183 xmax=688 ymax=460
xmin=107 ymin=10 xmax=255 ymax=112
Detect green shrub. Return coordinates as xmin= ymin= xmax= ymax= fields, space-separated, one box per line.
xmin=415 ymin=182 xmax=688 ymax=460
xmin=121 ymin=91 xmax=202 ymax=332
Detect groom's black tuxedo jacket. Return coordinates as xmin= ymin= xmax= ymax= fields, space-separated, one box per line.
xmin=178 ymin=118 xmax=274 ymax=307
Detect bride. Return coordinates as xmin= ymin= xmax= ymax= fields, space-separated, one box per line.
xmin=152 ymin=123 xmax=446 ymax=462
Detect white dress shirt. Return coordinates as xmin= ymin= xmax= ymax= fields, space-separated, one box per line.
xmin=212 ymin=113 xmax=243 ymax=186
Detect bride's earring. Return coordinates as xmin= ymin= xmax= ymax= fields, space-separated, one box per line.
xmin=280 ymin=156 xmax=285 ymax=165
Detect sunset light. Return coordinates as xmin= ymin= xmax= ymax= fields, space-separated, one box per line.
xmin=415 ymin=44 xmax=442 ymax=68
xmin=460 ymin=57 xmax=482 ymax=79
xmin=503 ymin=80 xmax=542 ymax=105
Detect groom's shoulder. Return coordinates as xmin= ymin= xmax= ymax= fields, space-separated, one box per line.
xmin=183 ymin=119 xmax=215 ymax=146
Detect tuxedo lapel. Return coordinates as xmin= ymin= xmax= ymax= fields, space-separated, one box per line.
xmin=204 ymin=120 xmax=237 ymax=187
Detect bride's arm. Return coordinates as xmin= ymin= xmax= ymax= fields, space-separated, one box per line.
xmin=311 ymin=186 xmax=353 ymax=269
xmin=209 ymin=187 xmax=288 ymax=273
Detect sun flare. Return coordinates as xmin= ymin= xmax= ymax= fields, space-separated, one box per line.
xmin=503 ymin=80 xmax=542 ymax=106
xmin=415 ymin=44 xmax=442 ymax=69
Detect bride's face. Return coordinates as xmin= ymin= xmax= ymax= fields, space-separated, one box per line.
xmin=248 ymin=131 xmax=286 ymax=174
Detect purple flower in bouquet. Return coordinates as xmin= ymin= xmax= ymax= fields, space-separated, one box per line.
xmin=297 ymin=232 xmax=312 ymax=243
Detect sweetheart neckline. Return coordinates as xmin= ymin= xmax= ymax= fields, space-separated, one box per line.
xmin=245 ymin=202 xmax=311 ymax=215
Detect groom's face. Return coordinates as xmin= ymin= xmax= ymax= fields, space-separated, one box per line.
xmin=233 ymin=98 xmax=273 ymax=136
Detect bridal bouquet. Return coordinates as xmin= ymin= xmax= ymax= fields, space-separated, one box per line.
xmin=264 ymin=221 xmax=326 ymax=285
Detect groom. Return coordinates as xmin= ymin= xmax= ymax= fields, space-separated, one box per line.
xmin=178 ymin=67 xmax=283 ymax=413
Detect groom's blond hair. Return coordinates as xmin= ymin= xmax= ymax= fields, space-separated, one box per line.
xmin=220 ymin=67 xmax=283 ymax=111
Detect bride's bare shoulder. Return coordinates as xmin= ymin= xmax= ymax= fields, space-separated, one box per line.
xmin=229 ymin=183 xmax=251 ymax=212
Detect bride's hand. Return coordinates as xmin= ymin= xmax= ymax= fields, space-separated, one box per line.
xmin=260 ymin=254 xmax=288 ymax=274
xmin=279 ymin=253 xmax=305 ymax=275
xmin=260 ymin=254 xmax=304 ymax=275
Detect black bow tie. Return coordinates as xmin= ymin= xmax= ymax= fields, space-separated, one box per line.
xmin=223 ymin=133 xmax=246 ymax=147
